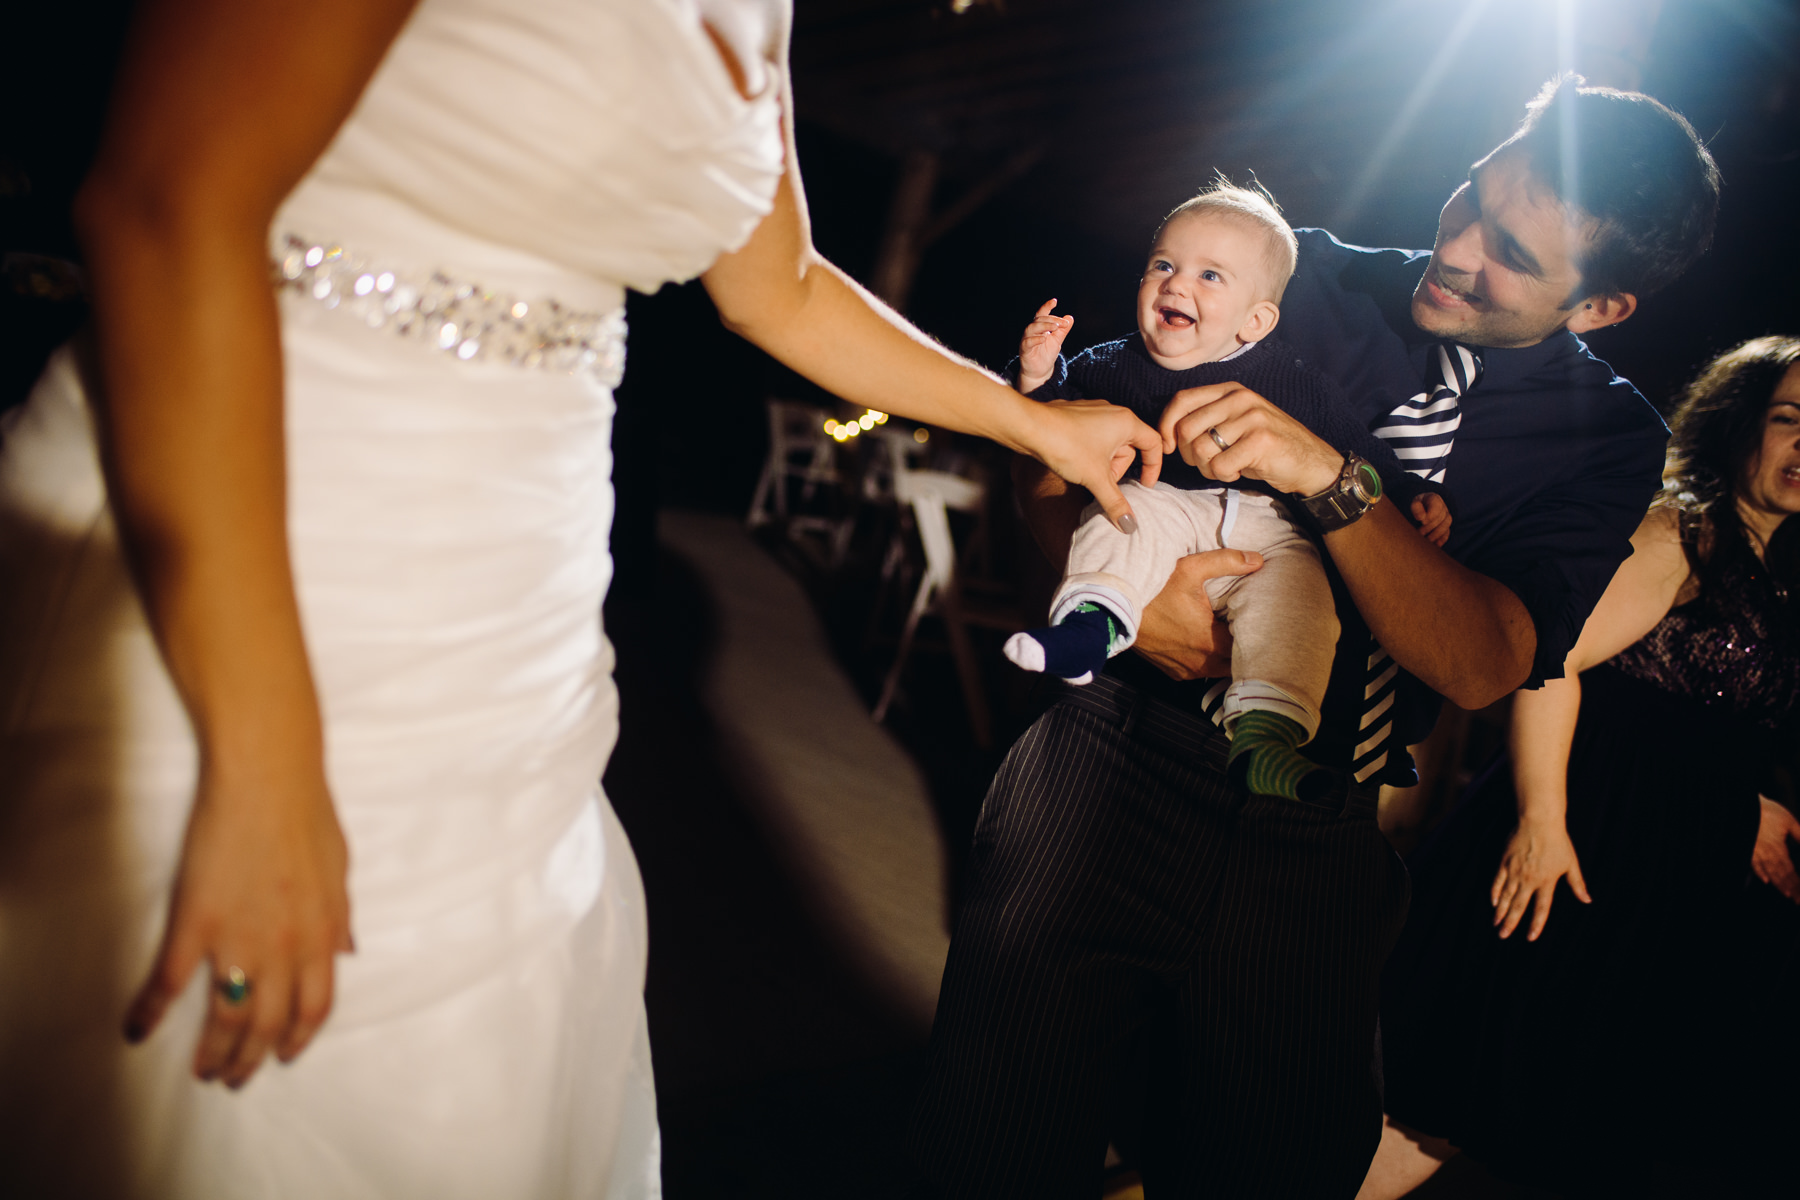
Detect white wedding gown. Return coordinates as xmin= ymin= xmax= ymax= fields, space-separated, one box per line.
xmin=0 ymin=1 xmax=783 ymax=1195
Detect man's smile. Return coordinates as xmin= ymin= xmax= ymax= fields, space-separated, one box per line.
xmin=1422 ymin=266 xmax=1481 ymax=310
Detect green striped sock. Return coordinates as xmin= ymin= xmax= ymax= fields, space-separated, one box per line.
xmin=1227 ymin=710 xmax=1329 ymax=802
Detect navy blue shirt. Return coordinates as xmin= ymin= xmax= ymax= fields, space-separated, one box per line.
xmin=1026 ymin=333 xmax=1437 ymax=512
xmin=1110 ymin=228 xmax=1668 ymax=774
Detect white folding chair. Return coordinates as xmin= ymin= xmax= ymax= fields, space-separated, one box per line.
xmin=871 ymin=465 xmax=996 ymax=747
xmin=747 ymin=398 xmax=854 ymax=563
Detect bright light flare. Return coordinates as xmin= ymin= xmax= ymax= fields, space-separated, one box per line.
xmin=1331 ymin=0 xmax=1495 ymax=229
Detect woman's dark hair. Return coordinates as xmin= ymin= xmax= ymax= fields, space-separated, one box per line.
xmin=1659 ymin=335 xmax=1800 ymax=596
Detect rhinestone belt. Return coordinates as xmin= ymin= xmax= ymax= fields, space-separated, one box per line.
xmin=273 ymin=235 xmax=627 ymax=387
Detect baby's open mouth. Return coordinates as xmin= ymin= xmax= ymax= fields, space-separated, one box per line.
xmin=1159 ymin=307 xmax=1194 ymax=328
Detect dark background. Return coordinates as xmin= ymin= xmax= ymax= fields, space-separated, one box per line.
xmin=8 ymin=0 xmax=1799 ymax=514
xmin=629 ymin=0 xmax=1800 ymax=578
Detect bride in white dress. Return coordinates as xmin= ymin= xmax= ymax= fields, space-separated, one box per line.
xmin=0 ymin=0 xmax=1163 ymax=1195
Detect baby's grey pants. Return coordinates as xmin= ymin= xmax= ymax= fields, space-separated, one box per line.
xmin=1056 ymin=479 xmax=1338 ymax=739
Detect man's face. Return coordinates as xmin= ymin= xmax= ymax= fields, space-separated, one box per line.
xmin=1136 ymin=211 xmax=1280 ymax=370
xmin=1411 ymin=149 xmax=1600 ymax=349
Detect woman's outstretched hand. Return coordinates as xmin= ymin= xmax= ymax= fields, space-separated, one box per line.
xmin=125 ymin=762 xmax=352 ymax=1088
xmin=1491 ymin=817 xmax=1591 ymax=941
xmin=1752 ymin=796 xmax=1800 ymax=903
xmin=1027 ymin=398 xmax=1163 ymax=534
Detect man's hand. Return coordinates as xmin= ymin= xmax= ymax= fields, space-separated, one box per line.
xmin=1412 ymin=493 xmax=1452 ymax=547
xmin=1159 ymin=381 xmax=1343 ymax=497
xmin=1018 ymin=298 xmax=1074 ymax=393
xmin=1752 ymin=796 xmax=1800 ymax=903
xmin=1131 ymin=548 xmax=1263 ymax=681
xmin=1160 ymin=381 xmax=1535 ymax=709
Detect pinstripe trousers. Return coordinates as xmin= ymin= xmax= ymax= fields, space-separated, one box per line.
xmin=910 ymin=675 xmax=1410 ymax=1198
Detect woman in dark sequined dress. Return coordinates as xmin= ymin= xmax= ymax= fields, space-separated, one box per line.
xmin=1364 ymin=337 xmax=1800 ymax=1197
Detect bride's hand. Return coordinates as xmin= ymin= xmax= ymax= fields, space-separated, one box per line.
xmin=1026 ymin=398 xmax=1164 ymax=532
xmin=125 ymin=761 xmax=352 ymax=1088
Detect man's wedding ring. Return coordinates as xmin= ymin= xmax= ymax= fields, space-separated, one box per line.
xmin=217 ymin=966 xmax=252 ymax=1006
xmin=1207 ymin=427 xmax=1232 ymax=452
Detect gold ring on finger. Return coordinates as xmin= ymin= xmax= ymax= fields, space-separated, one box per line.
xmin=216 ymin=966 xmax=252 ymax=1006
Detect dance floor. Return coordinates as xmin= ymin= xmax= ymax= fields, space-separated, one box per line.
xmin=603 ymin=510 xmax=1581 ymax=1199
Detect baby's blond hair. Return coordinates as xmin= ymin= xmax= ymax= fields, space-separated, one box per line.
xmin=1154 ymin=178 xmax=1297 ymax=304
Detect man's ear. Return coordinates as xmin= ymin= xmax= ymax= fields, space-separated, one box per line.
xmin=1566 ymin=291 xmax=1637 ymax=334
xmin=1238 ymin=299 xmax=1280 ymax=343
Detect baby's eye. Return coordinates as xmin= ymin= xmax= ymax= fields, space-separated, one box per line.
xmin=1200 ymin=269 xmax=1221 ymax=282
xmin=1149 ymin=259 xmax=1173 ymax=273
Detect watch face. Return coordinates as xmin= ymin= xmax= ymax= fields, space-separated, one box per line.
xmin=1353 ymin=460 xmax=1383 ymax=501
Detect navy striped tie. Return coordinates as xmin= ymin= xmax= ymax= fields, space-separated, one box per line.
xmin=1354 ymin=343 xmax=1482 ymax=782
xmin=1373 ymin=343 xmax=1479 ymax=483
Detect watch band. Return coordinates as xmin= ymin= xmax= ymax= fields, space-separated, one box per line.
xmin=1300 ymin=452 xmax=1383 ymax=532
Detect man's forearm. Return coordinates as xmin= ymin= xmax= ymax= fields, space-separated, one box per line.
xmin=1011 ymin=455 xmax=1087 ymax=573
xmin=1324 ymin=498 xmax=1535 ymax=709
xmin=1156 ymin=381 xmax=1537 ymax=708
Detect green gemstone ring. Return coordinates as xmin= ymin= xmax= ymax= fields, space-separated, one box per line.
xmin=217 ymin=966 xmax=251 ymax=1006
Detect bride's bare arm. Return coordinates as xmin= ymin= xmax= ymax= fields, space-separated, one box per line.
xmin=701 ymin=73 xmax=1162 ymax=532
xmin=77 ymin=0 xmax=417 ymax=1087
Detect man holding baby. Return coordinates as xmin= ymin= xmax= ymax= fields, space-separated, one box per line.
xmin=911 ymin=77 xmax=1720 ymax=1199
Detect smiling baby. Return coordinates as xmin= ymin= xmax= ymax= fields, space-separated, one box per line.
xmin=1006 ymin=182 xmax=1449 ymax=800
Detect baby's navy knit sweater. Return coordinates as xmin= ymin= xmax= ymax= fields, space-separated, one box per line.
xmin=1026 ymin=334 xmax=1436 ymax=511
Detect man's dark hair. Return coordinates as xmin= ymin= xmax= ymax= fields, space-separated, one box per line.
xmin=1496 ymin=74 xmax=1720 ymax=301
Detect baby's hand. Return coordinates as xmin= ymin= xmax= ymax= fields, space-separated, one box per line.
xmin=1412 ymin=492 xmax=1452 ymax=547
xmin=1018 ymin=298 xmax=1073 ymax=393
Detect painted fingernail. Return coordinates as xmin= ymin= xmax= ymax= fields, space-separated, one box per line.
xmin=1118 ymin=513 xmax=1138 ymax=535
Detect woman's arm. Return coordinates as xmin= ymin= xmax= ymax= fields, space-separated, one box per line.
xmin=1491 ymin=674 xmax=1588 ymax=939
xmin=81 ymin=0 xmax=418 ymax=1088
xmin=701 ymin=76 xmax=1162 ymax=532
xmin=1490 ymin=508 xmax=1691 ymax=940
